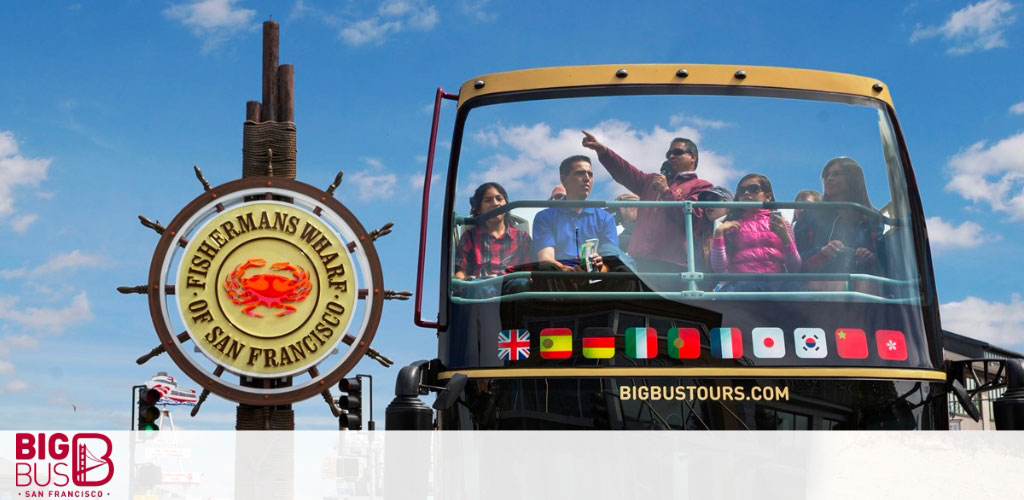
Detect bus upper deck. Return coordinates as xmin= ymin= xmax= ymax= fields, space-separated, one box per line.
xmin=389 ymin=64 xmax=1023 ymax=430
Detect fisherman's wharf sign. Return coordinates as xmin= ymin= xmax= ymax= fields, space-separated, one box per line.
xmin=139 ymin=177 xmax=385 ymax=405
xmin=177 ymin=202 xmax=356 ymax=377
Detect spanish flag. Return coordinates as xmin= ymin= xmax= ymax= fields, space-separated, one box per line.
xmin=582 ymin=337 xmax=615 ymax=359
xmin=539 ymin=328 xmax=572 ymax=359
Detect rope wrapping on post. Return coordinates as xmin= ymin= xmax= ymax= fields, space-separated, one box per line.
xmin=236 ymin=405 xmax=296 ymax=430
xmin=242 ymin=121 xmax=297 ymax=179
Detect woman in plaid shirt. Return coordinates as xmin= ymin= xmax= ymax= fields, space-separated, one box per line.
xmin=454 ymin=182 xmax=533 ymax=280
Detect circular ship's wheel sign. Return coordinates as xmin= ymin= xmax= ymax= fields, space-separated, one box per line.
xmin=147 ymin=178 xmax=384 ymax=405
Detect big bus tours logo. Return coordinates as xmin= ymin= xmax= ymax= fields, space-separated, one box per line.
xmin=15 ymin=433 xmax=114 ymax=493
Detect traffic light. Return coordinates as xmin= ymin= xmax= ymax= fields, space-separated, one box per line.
xmin=338 ymin=377 xmax=362 ymax=430
xmin=137 ymin=387 xmax=162 ymax=432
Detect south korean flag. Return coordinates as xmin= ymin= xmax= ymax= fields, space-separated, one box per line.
xmin=794 ymin=328 xmax=828 ymax=359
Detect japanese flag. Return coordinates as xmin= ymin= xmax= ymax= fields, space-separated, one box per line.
xmin=752 ymin=328 xmax=785 ymax=358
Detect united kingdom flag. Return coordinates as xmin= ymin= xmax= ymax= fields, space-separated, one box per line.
xmin=498 ymin=329 xmax=531 ymax=361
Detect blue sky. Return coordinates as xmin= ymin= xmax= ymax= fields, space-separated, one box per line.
xmin=1 ymin=0 xmax=1022 ymax=429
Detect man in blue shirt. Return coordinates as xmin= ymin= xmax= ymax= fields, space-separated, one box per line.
xmin=533 ymin=155 xmax=619 ymax=271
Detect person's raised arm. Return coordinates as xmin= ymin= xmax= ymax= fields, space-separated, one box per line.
xmin=581 ymin=130 xmax=648 ymax=194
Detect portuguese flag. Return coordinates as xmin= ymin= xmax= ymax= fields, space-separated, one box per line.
xmin=667 ymin=328 xmax=701 ymax=359
xmin=625 ymin=327 xmax=657 ymax=359
xmin=582 ymin=337 xmax=615 ymax=359
xmin=539 ymin=328 xmax=573 ymax=359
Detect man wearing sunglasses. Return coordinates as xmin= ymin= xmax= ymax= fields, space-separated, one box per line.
xmin=581 ymin=131 xmax=712 ymax=280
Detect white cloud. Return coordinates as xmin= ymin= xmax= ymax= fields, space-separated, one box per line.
xmin=1 ymin=250 xmax=108 ymax=280
xmin=911 ymin=0 xmax=1017 ymax=55
xmin=164 ymin=0 xmax=257 ymax=53
xmin=1011 ymin=101 xmax=1024 ymax=115
xmin=464 ymin=120 xmax=737 ymax=201
xmin=926 ymin=216 xmax=998 ymax=249
xmin=410 ymin=173 xmax=441 ymax=189
xmin=944 ymin=132 xmax=1024 ymax=220
xmin=0 ymin=361 xmax=13 ymax=376
xmin=941 ymin=294 xmax=1024 ymax=351
xmin=0 ymin=131 xmax=51 ymax=230
xmin=459 ymin=0 xmax=497 ymax=22
xmin=0 ymin=335 xmax=39 ymax=356
xmin=348 ymin=159 xmax=398 ymax=201
xmin=9 ymin=214 xmax=38 ymax=233
xmin=340 ymin=0 xmax=439 ymax=46
xmin=340 ymin=18 xmax=402 ymax=46
xmin=0 ymin=380 xmax=29 ymax=394
xmin=669 ymin=113 xmax=731 ymax=130
xmin=0 ymin=292 xmax=93 ymax=335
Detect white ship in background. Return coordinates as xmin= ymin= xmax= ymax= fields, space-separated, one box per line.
xmin=146 ymin=371 xmax=198 ymax=406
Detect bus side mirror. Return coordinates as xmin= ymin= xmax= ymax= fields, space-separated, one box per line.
xmin=994 ymin=358 xmax=1024 ymax=430
xmin=949 ymin=379 xmax=981 ymax=422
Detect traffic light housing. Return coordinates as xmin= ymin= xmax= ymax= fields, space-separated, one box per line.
xmin=137 ymin=387 xmax=162 ymax=432
xmin=338 ymin=377 xmax=362 ymax=430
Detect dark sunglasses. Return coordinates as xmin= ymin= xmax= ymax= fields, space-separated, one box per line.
xmin=737 ymin=184 xmax=764 ymax=196
xmin=665 ymin=148 xmax=691 ymax=158
xmin=551 ymin=193 xmax=567 ymax=200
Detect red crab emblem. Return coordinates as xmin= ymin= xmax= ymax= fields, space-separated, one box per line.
xmin=224 ymin=258 xmax=311 ymax=318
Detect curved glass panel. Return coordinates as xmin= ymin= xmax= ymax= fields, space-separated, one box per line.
xmin=444 ymin=92 xmax=932 ymax=373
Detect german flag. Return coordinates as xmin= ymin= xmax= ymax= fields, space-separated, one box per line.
xmin=582 ymin=337 xmax=615 ymax=359
xmin=539 ymin=328 xmax=572 ymax=359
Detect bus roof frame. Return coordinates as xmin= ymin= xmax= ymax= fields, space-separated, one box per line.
xmin=457 ymin=64 xmax=893 ymax=109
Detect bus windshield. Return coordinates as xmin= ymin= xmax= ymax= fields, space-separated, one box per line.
xmin=444 ymin=91 xmax=934 ymax=372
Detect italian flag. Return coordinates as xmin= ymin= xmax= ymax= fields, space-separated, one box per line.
xmin=539 ymin=328 xmax=573 ymax=359
xmin=625 ymin=327 xmax=657 ymax=359
xmin=582 ymin=337 xmax=615 ymax=359
xmin=711 ymin=327 xmax=743 ymax=359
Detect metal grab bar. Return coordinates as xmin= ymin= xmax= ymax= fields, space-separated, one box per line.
xmin=452 ymin=271 xmax=917 ymax=287
xmin=414 ymin=87 xmax=459 ymax=329
xmin=449 ymin=290 xmax=921 ymax=305
xmin=458 ymin=199 xmax=896 ymax=226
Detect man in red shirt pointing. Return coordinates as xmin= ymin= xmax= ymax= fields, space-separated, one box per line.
xmin=582 ymin=130 xmax=712 ymax=287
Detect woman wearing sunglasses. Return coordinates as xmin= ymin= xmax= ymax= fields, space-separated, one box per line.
xmin=709 ymin=173 xmax=802 ymax=292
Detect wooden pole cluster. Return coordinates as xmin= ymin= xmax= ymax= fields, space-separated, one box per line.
xmin=242 ymin=18 xmax=297 ymax=179
xmin=247 ymin=19 xmax=294 ymax=124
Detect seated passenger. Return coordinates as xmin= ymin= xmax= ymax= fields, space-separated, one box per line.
xmin=794 ymin=157 xmax=881 ymax=293
xmin=610 ymin=192 xmax=639 ymax=252
xmin=697 ymin=186 xmax=734 ymax=272
xmin=454 ymin=182 xmax=533 ymax=281
xmin=532 ymin=155 xmax=633 ymax=291
xmin=710 ymin=174 xmax=801 ymax=292
xmin=533 ymin=156 xmax=618 ymax=271
xmin=792 ymin=189 xmax=822 ymax=225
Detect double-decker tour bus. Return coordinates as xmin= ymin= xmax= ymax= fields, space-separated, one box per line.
xmin=386 ymin=64 xmax=1024 ymax=430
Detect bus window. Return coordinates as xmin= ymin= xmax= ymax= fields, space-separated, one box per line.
xmin=444 ymin=92 xmax=931 ymax=372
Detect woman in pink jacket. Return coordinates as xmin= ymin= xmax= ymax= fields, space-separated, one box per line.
xmin=710 ymin=173 xmax=802 ymax=292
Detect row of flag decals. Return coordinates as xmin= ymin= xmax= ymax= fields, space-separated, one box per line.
xmin=497 ymin=328 xmax=908 ymax=361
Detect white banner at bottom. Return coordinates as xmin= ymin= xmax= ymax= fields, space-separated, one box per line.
xmin=1 ymin=431 xmax=1022 ymax=499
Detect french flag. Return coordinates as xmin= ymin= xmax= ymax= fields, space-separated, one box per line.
xmin=711 ymin=328 xmax=743 ymax=359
